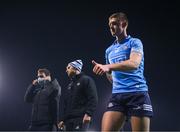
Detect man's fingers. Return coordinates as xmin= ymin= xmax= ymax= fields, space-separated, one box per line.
xmin=99 ymin=70 xmax=105 ymax=76
xmin=93 ymin=64 xmax=99 ymax=73
xmin=95 ymin=67 xmax=101 ymax=74
xmin=93 ymin=66 xmax=105 ymax=75
xmin=92 ymin=60 xmax=104 ymax=75
xmin=96 ymin=68 xmax=104 ymax=75
xmin=97 ymin=69 xmax=105 ymax=75
xmin=93 ymin=65 xmax=100 ymax=74
xmin=92 ymin=60 xmax=98 ymax=65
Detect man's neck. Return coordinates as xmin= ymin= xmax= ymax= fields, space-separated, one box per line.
xmin=71 ymin=71 xmax=81 ymax=79
xmin=75 ymin=70 xmax=81 ymax=75
xmin=116 ymin=31 xmax=128 ymax=42
xmin=116 ymin=35 xmax=128 ymax=42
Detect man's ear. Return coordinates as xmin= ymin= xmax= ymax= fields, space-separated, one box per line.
xmin=122 ymin=21 xmax=127 ymax=28
xmin=46 ymin=76 xmax=51 ymax=81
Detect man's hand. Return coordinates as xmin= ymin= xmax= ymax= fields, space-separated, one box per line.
xmin=83 ymin=114 xmax=91 ymax=124
xmin=92 ymin=60 xmax=110 ymax=75
xmin=32 ymin=79 xmax=38 ymax=85
xmin=58 ymin=121 xmax=65 ymax=130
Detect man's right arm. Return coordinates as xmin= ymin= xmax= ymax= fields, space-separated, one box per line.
xmin=24 ymin=80 xmax=38 ymax=103
xmin=58 ymin=94 xmax=67 ymax=130
xmin=58 ymin=121 xmax=65 ymax=130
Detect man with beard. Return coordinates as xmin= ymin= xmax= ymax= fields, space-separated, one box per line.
xmin=58 ymin=60 xmax=98 ymax=131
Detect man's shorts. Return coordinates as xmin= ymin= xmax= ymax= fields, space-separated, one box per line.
xmin=106 ymin=91 xmax=153 ymax=117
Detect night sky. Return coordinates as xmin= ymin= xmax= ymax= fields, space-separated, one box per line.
xmin=0 ymin=0 xmax=179 ymax=131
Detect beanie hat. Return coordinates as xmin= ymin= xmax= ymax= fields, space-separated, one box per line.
xmin=69 ymin=60 xmax=83 ymax=71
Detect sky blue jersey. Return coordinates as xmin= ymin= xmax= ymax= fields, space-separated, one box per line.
xmin=105 ymin=35 xmax=148 ymax=93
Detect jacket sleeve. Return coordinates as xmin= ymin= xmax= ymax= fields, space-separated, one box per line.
xmin=59 ymin=94 xmax=67 ymax=122
xmin=84 ymin=76 xmax=98 ymax=116
xmin=50 ymin=79 xmax=61 ymax=124
xmin=24 ymin=84 xmax=37 ymax=103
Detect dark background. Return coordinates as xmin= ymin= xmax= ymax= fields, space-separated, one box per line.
xmin=0 ymin=0 xmax=179 ymax=131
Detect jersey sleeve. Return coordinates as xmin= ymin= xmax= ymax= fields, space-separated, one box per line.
xmin=131 ymin=39 xmax=144 ymax=55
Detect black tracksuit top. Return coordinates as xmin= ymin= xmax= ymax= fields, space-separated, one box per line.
xmin=24 ymin=79 xmax=61 ymax=125
xmin=62 ymin=73 xmax=98 ymax=121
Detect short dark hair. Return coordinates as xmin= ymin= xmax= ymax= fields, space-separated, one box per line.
xmin=38 ymin=68 xmax=51 ymax=76
xmin=109 ymin=12 xmax=128 ymax=25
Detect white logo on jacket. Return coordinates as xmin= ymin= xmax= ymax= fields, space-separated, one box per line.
xmin=108 ymin=102 xmax=114 ymax=108
xmin=77 ymin=82 xmax=80 ymax=86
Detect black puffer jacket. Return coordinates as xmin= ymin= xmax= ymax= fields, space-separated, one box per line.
xmin=24 ymin=79 xmax=61 ymax=125
xmin=62 ymin=73 xmax=98 ymax=121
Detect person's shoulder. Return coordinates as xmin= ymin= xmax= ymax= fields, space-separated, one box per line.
xmin=129 ymin=36 xmax=142 ymax=44
xmin=52 ymin=78 xmax=59 ymax=85
xmin=130 ymin=37 xmax=141 ymax=41
xmin=81 ymin=75 xmax=96 ymax=87
xmin=128 ymin=36 xmax=143 ymax=47
xmin=81 ymin=74 xmax=91 ymax=79
xmin=51 ymin=78 xmax=61 ymax=90
xmin=81 ymin=74 xmax=94 ymax=81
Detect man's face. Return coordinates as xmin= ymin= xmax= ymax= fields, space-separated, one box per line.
xmin=37 ymin=72 xmax=51 ymax=81
xmin=37 ymin=72 xmax=46 ymax=79
xmin=109 ymin=17 xmax=124 ymax=37
xmin=66 ymin=64 xmax=76 ymax=77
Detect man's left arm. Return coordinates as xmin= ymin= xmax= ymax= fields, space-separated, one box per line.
xmin=93 ymin=39 xmax=143 ymax=74
xmin=107 ymin=52 xmax=142 ymax=71
xmin=50 ymin=79 xmax=61 ymax=125
xmin=83 ymin=77 xmax=98 ymax=123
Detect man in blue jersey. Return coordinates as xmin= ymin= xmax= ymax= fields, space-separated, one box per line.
xmin=92 ymin=12 xmax=153 ymax=131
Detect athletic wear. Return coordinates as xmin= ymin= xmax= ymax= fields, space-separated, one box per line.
xmin=105 ymin=35 xmax=153 ymax=117
xmin=106 ymin=91 xmax=153 ymax=117
xmin=105 ymin=35 xmax=148 ymax=93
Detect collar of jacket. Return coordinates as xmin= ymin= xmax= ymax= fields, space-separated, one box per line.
xmin=71 ymin=72 xmax=84 ymax=81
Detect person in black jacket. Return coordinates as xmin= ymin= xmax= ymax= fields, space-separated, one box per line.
xmin=58 ymin=60 xmax=98 ymax=131
xmin=24 ymin=68 xmax=61 ymax=131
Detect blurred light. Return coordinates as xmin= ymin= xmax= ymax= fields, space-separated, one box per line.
xmin=0 ymin=58 xmax=6 ymax=100
xmin=0 ymin=62 xmax=3 ymax=101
